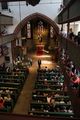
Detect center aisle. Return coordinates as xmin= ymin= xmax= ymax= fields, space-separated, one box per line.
xmin=12 ymin=53 xmax=56 ymax=115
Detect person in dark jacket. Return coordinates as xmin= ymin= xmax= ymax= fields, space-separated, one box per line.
xmin=77 ymin=31 xmax=80 ymax=45
xmin=68 ymin=28 xmax=74 ymax=40
xmin=38 ymin=59 xmax=41 ymax=69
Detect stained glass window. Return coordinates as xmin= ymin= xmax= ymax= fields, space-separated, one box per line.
xmin=50 ymin=26 xmax=54 ymax=38
xmin=27 ymin=21 xmax=31 ymax=38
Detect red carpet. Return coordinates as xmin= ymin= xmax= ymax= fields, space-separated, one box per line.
xmin=36 ymin=44 xmax=44 ymax=56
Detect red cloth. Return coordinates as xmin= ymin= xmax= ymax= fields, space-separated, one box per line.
xmin=0 ymin=99 xmax=4 ymax=109
xmin=36 ymin=44 xmax=44 ymax=56
xmin=69 ymin=71 xmax=74 ymax=77
xmin=73 ymin=77 xmax=80 ymax=84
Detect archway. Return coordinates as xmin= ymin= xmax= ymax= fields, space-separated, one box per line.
xmin=13 ymin=13 xmax=59 ymax=58
xmin=13 ymin=12 xmax=59 ymax=36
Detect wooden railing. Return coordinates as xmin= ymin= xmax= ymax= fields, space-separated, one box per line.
xmin=58 ymin=35 xmax=80 ymax=67
xmin=0 ymin=113 xmax=79 ymax=120
xmin=0 ymin=34 xmax=14 ymax=45
xmin=0 ymin=14 xmax=13 ymax=25
xmin=59 ymin=59 xmax=80 ymax=118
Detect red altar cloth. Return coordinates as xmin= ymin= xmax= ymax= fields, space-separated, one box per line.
xmin=36 ymin=44 xmax=44 ymax=56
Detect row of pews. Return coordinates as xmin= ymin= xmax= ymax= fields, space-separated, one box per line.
xmin=29 ymin=67 xmax=74 ymax=117
xmin=0 ymin=66 xmax=29 ymax=112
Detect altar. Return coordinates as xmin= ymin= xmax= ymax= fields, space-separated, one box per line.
xmin=36 ymin=44 xmax=44 ymax=56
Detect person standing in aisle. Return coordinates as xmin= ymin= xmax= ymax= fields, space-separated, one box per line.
xmin=38 ymin=59 xmax=41 ymax=69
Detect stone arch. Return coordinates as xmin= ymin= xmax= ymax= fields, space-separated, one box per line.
xmin=13 ymin=12 xmax=59 ymax=36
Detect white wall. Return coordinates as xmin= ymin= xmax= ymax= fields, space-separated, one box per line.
xmin=1 ymin=0 xmax=62 ymax=34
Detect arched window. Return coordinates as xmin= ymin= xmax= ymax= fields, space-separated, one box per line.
xmin=37 ymin=21 xmax=44 ymax=42
xmin=26 ymin=21 xmax=31 ymax=38
xmin=50 ymin=26 xmax=54 ymax=38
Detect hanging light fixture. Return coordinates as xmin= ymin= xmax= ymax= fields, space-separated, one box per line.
xmin=26 ymin=0 xmax=40 ymax=6
xmin=0 ymin=0 xmax=40 ymax=6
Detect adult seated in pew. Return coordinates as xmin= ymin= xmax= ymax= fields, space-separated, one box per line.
xmin=4 ymin=94 xmax=12 ymax=102
xmin=47 ymin=94 xmax=52 ymax=105
xmin=63 ymin=106 xmax=68 ymax=112
xmin=0 ymin=87 xmax=18 ymax=93
xmin=50 ymin=97 xmax=56 ymax=107
xmin=59 ymin=99 xmax=65 ymax=104
xmin=67 ymin=106 xmax=73 ymax=113
xmin=6 ymin=67 xmax=11 ymax=74
xmin=44 ymin=79 xmax=48 ymax=86
xmin=5 ymin=89 xmax=12 ymax=94
xmin=70 ymin=74 xmax=80 ymax=89
xmin=64 ymin=85 xmax=68 ymax=96
xmin=0 ymin=90 xmax=3 ymax=94
xmin=1 ymin=88 xmax=18 ymax=102
xmin=43 ymin=92 xmax=48 ymax=97
xmin=4 ymin=94 xmax=13 ymax=109
xmin=46 ymin=93 xmax=56 ymax=112
xmin=54 ymin=93 xmax=60 ymax=97
xmin=70 ymin=75 xmax=80 ymax=97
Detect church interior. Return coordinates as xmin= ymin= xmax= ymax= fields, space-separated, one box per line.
xmin=0 ymin=0 xmax=80 ymax=120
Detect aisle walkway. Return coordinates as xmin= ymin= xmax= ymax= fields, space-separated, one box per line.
xmin=12 ymin=53 xmax=57 ymax=115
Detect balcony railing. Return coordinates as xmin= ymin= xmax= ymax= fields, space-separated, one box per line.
xmin=59 ymin=35 xmax=80 ymax=67
xmin=63 ymin=0 xmax=71 ymax=7
xmin=0 ymin=14 xmax=13 ymax=25
xmin=0 ymin=113 xmax=79 ymax=120
xmin=0 ymin=34 xmax=14 ymax=45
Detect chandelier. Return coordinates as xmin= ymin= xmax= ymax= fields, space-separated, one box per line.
xmin=0 ymin=0 xmax=40 ymax=6
xmin=26 ymin=0 xmax=40 ymax=6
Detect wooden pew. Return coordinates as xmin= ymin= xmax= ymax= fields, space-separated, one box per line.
xmin=29 ymin=110 xmax=74 ymax=117
xmin=32 ymin=95 xmax=70 ymax=101
xmin=30 ymin=101 xmax=71 ymax=108
xmin=34 ymin=84 xmax=63 ymax=90
xmin=0 ymin=82 xmax=21 ymax=88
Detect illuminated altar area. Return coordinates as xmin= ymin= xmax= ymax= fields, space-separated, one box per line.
xmin=33 ymin=20 xmax=49 ymax=56
xmin=36 ymin=44 xmax=44 ymax=56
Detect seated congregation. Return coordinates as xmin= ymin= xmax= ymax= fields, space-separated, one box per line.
xmin=29 ymin=67 xmax=74 ymax=117
xmin=0 ymin=63 xmax=29 ymax=112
